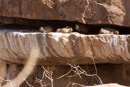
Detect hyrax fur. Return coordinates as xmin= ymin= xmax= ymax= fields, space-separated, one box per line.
xmin=99 ymin=27 xmax=119 ymax=34
xmin=40 ymin=26 xmax=53 ymax=33
xmin=75 ymin=24 xmax=89 ymax=33
xmin=56 ymin=26 xmax=73 ymax=33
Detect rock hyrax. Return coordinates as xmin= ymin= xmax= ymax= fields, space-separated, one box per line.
xmin=39 ymin=26 xmax=53 ymax=33
xmin=99 ymin=27 xmax=119 ymax=34
xmin=56 ymin=26 xmax=73 ymax=33
xmin=75 ymin=24 xmax=89 ymax=33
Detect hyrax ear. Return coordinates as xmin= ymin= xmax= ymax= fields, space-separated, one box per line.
xmin=56 ymin=29 xmax=61 ymax=32
xmin=115 ymin=31 xmax=119 ymax=34
xmin=71 ymin=28 xmax=73 ymax=32
xmin=75 ymin=24 xmax=79 ymax=30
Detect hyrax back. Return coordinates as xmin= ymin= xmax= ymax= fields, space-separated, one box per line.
xmin=56 ymin=26 xmax=73 ymax=33
xmin=40 ymin=26 xmax=53 ymax=33
xmin=75 ymin=24 xmax=89 ymax=33
xmin=99 ymin=27 xmax=119 ymax=34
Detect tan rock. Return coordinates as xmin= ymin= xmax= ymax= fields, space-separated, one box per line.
xmin=0 ymin=60 xmax=7 ymax=84
xmin=85 ymin=84 xmax=126 ymax=87
xmin=0 ymin=29 xmax=129 ymax=65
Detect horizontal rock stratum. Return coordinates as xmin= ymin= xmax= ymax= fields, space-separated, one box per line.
xmin=0 ymin=29 xmax=130 ymax=65
xmin=0 ymin=0 xmax=130 ymax=27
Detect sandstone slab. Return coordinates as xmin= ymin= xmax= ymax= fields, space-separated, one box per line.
xmin=0 ymin=29 xmax=130 ymax=65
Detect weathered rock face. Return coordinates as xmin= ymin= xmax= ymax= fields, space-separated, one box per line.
xmin=0 ymin=29 xmax=130 ymax=65
xmin=0 ymin=0 xmax=130 ymax=87
xmin=0 ymin=0 xmax=130 ymax=27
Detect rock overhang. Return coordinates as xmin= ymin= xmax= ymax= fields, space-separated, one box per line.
xmin=0 ymin=0 xmax=130 ymax=27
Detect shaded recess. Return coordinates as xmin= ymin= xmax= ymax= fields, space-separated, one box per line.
xmin=0 ymin=16 xmax=130 ymax=34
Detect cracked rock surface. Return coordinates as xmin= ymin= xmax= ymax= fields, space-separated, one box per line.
xmin=0 ymin=0 xmax=130 ymax=27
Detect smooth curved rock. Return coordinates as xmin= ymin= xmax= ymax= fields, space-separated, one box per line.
xmin=0 ymin=0 xmax=130 ymax=27
xmin=0 ymin=29 xmax=130 ymax=65
xmin=85 ymin=84 xmax=126 ymax=87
